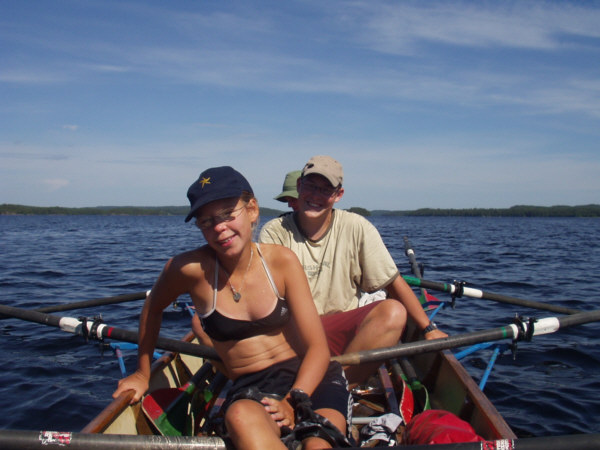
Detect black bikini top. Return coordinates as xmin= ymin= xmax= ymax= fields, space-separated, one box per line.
xmin=198 ymin=244 xmax=291 ymax=342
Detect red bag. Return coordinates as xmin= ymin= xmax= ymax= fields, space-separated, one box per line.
xmin=402 ymin=410 xmax=485 ymax=445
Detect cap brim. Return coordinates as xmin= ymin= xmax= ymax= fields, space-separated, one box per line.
xmin=274 ymin=190 xmax=298 ymax=201
xmin=184 ymin=192 xmax=242 ymax=222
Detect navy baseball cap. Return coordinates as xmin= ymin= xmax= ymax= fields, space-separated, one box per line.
xmin=185 ymin=166 xmax=253 ymax=222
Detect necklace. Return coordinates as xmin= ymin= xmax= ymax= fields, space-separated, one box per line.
xmin=224 ymin=246 xmax=254 ymax=302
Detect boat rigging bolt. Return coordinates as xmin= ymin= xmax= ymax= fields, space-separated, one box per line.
xmin=451 ymin=280 xmax=466 ymax=308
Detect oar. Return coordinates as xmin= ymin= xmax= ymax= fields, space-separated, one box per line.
xmin=0 ymin=304 xmax=220 ymax=360
xmin=402 ymin=275 xmax=581 ymax=315
xmin=4 ymin=302 xmax=597 ymax=366
xmin=0 ymin=291 xmax=149 ymax=320
xmin=1 ymin=430 xmax=598 ymax=450
xmin=334 ymin=309 xmax=600 ymax=366
xmin=390 ymin=358 xmax=428 ymax=415
xmin=378 ymin=364 xmax=400 ymax=416
xmin=36 ymin=291 xmax=148 ymax=313
xmin=0 ymin=429 xmax=227 ymax=449
xmin=403 ymin=237 xmax=435 ymax=305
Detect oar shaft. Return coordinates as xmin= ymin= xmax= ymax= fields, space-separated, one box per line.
xmin=559 ymin=309 xmax=600 ymax=328
xmin=0 ymin=292 xmax=148 ymax=321
xmin=403 ymin=276 xmax=580 ymax=315
xmin=0 ymin=304 xmax=220 ymax=361
xmin=334 ymin=309 xmax=600 ymax=366
xmin=2 ymin=431 xmax=598 ymax=450
xmin=36 ymin=291 xmax=148 ymax=313
xmin=403 ymin=237 xmax=424 ymax=279
xmin=334 ymin=327 xmax=514 ymax=365
xmin=0 ymin=429 xmax=226 ymax=449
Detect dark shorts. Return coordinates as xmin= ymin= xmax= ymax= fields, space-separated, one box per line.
xmin=320 ymin=302 xmax=380 ymax=355
xmin=225 ymin=357 xmax=350 ymax=419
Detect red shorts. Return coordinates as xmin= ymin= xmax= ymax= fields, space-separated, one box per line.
xmin=320 ymin=302 xmax=380 ymax=356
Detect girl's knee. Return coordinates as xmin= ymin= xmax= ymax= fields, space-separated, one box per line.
xmin=225 ymin=400 xmax=284 ymax=448
xmin=225 ymin=399 xmax=259 ymax=428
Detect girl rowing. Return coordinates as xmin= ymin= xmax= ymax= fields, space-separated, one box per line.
xmin=113 ymin=166 xmax=350 ymax=449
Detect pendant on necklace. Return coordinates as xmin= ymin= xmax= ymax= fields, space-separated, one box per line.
xmin=224 ymin=246 xmax=253 ymax=303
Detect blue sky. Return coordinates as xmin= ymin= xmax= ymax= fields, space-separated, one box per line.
xmin=2 ymin=0 xmax=599 ymax=211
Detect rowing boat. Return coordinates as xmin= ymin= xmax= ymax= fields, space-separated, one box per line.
xmin=82 ymin=236 xmax=516 ymax=447
xmin=79 ymin=230 xmax=517 ymax=446
xmin=81 ymin=318 xmax=516 ymax=446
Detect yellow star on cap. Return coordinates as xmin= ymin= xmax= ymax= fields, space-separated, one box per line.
xmin=200 ymin=177 xmax=211 ymax=188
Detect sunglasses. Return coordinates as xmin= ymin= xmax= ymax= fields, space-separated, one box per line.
xmin=300 ymin=179 xmax=339 ymax=198
xmin=195 ymin=205 xmax=246 ymax=230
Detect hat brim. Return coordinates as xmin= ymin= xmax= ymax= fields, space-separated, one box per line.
xmin=185 ymin=192 xmax=243 ymax=222
xmin=274 ymin=190 xmax=299 ymax=202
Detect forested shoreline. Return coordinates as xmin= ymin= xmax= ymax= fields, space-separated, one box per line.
xmin=2 ymin=203 xmax=599 ymax=217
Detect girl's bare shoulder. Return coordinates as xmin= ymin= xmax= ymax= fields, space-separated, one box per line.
xmin=167 ymin=245 xmax=213 ymax=273
xmin=258 ymin=242 xmax=300 ymax=267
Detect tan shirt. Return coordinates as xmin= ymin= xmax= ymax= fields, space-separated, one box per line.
xmin=259 ymin=210 xmax=399 ymax=315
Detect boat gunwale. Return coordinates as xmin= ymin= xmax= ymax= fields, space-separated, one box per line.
xmin=81 ymin=331 xmax=197 ymax=434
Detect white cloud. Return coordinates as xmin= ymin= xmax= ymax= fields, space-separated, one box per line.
xmin=41 ymin=178 xmax=70 ymax=191
xmin=354 ymin=1 xmax=600 ymax=53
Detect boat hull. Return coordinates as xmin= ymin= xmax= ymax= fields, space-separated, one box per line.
xmin=83 ymin=328 xmax=515 ymax=443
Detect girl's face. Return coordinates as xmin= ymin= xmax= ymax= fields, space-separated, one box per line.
xmin=196 ymin=196 xmax=258 ymax=257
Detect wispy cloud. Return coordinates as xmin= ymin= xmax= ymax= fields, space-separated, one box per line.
xmin=0 ymin=69 xmax=71 ymax=84
xmin=3 ymin=1 xmax=598 ymax=119
xmin=353 ymin=1 xmax=600 ymax=53
xmin=41 ymin=178 xmax=70 ymax=191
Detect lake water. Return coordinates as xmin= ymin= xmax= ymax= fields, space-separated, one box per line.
xmin=1 ymin=214 xmax=599 ymax=437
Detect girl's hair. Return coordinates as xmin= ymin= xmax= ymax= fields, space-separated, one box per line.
xmin=241 ymin=191 xmax=260 ymax=238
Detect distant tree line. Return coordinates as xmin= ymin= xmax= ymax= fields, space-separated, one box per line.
xmin=347 ymin=207 xmax=371 ymax=217
xmin=372 ymin=204 xmax=600 ymax=217
xmin=2 ymin=203 xmax=599 ymax=217
xmin=0 ymin=204 xmax=189 ymax=216
xmin=0 ymin=204 xmax=284 ymax=217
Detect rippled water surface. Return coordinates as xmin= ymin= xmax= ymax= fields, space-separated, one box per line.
xmin=1 ymin=215 xmax=599 ymax=436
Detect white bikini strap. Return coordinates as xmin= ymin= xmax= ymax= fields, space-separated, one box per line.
xmin=256 ymin=243 xmax=282 ymax=299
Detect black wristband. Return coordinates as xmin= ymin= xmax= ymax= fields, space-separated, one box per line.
xmin=423 ymin=321 xmax=438 ymax=334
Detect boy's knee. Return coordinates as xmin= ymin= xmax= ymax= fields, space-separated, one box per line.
xmin=372 ymin=300 xmax=407 ymax=328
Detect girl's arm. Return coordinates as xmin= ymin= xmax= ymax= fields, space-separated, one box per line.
xmin=112 ymin=257 xmax=190 ymax=403
xmin=260 ymin=245 xmax=331 ymax=427
xmin=278 ymin=246 xmax=330 ymax=397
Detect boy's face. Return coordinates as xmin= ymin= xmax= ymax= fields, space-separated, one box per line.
xmin=297 ymin=174 xmax=343 ymax=217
